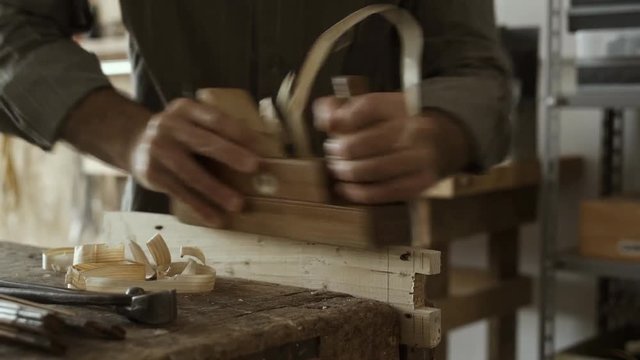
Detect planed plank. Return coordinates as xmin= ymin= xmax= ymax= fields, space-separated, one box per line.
xmin=103 ymin=211 xmax=441 ymax=348
xmin=104 ymin=212 xmax=437 ymax=306
xmin=398 ymin=306 xmax=441 ymax=349
xmin=173 ymin=198 xmax=411 ymax=248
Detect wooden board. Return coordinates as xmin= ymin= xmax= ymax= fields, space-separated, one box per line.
xmin=173 ymin=197 xmax=411 ymax=248
xmin=433 ymin=268 xmax=532 ymax=332
xmin=0 ymin=241 xmax=401 ymax=360
xmin=103 ymin=212 xmax=441 ymax=348
xmin=423 ymin=156 xmax=583 ymax=199
xmin=413 ymin=187 xmax=538 ymax=247
xmin=215 ymin=158 xmax=330 ymax=202
xmin=580 ymin=196 xmax=640 ymax=261
xmin=175 ymin=186 xmax=537 ymax=251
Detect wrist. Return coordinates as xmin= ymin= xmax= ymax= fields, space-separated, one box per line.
xmin=62 ymin=88 xmax=152 ymax=172
xmin=421 ymin=108 xmax=473 ymax=176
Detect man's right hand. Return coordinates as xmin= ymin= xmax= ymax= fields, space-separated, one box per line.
xmin=130 ymin=98 xmax=261 ymax=226
xmin=63 ymin=89 xmax=260 ymax=227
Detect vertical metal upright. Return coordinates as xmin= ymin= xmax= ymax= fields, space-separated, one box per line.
xmin=539 ymin=0 xmax=564 ymax=358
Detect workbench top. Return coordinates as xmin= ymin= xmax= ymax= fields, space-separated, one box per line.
xmin=0 ymin=241 xmax=399 ymax=360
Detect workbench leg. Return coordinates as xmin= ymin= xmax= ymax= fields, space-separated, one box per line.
xmin=488 ymin=228 xmax=519 ymax=360
xmin=426 ymin=242 xmax=450 ymax=360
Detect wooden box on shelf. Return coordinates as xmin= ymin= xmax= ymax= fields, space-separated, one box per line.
xmin=580 ymin=195 xmax=640 ymax=261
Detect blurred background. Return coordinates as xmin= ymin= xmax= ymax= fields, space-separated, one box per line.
xmin=0 ymin=1 xmax=639 ymax=359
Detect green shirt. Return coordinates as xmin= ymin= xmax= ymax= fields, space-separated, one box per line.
xmin=0 ymin=0 xmax=511 ymax=211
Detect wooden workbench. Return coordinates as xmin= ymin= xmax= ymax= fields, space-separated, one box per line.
xmin=0 ymin=241 xmax=400 ymax=360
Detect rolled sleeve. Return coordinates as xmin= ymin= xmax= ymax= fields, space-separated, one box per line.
xmin=0 ymin=1 xmax=111 ymax=149
xmin=415 ymin=0 xmax=512 ymax=170
xmin=421 ymin=73 xmax=510 ymax=170
xmin=1 ymin=40 xmax=111 ymax=148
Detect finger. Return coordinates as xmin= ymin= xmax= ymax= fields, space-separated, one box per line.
xmin=166 ymin=98 xmax=260 ymax=151
xmin=313 ymin=96 xmax=344 ymax=132
xmin=144 ymin=159 xmax=226 ymax=227
xmin=335 ymin=170 xmax=438 ymax=204
xmin=158 ymin=116 xmax=259 ymax=173
xmin=327 ymin=148 xmax=434 ymax=183
xmin=153 ymin=142 xmax=244 ymax=213
xmin=315 ymin=93 xmax=408 ymax=134
xmin=323 ymin=118 xmax=405 ymax=159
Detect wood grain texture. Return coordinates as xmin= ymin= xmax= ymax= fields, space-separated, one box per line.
xmin=0 ymin=241 xmax=400 ymax=360
xmin=196 ymin=88 xmax=285 ymax=158
xmin=173 ymin=197 xmax=411 ymax=248
xmin=580 ymin=196 xmax=640 ymax=260
xmin=214 ymin=158 xmax=330 ymax=202
xmin=103 ymin=211 xmax=441 ymax=348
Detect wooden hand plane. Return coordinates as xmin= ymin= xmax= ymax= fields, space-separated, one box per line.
xmin=172 ymin=5 xmax=425 ymax=249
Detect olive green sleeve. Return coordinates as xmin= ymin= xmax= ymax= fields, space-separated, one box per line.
xmin=414 ymin=0 xmax=512 ymax=169
xmin=0 ymin=1 xmax=111 ymax=149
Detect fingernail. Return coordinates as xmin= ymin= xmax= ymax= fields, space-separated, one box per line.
xmin=324 ymin=139 xmax=340 ymax=156
xmin=314 ymin=106 xmax=331 ymax=131
xmin=326 ymin=160 xmax=347 ymax=176
xmin=227 ymin=196 xmax=244 ymax=213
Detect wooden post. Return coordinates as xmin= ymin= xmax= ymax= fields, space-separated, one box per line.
xmin=488 ymin=228 xmax=520 ymax=360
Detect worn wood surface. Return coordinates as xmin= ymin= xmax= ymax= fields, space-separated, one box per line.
xmin=0 ymin=241 xmax=400 ymax=360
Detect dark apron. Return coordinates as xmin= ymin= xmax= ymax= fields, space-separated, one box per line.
xmin=118 ymin=0 xmax=408 ymax=213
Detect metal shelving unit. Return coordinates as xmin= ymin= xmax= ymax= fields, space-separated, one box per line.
xmin=540 ymin=0 xmax=640 ymax=359
xmin=559 ymin=88 xmax=640 ymax=107
xmin=556 ymin=249 xmax=640 ymax=280
xmin=569 ymin=3 xmax=640 ymax=31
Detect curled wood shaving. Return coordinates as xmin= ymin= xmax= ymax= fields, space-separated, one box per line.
xmin=73 ymin=243 xmax=125 ymax=266
xmin=42 ymin=247 xmax=74 ymax=273
xmin=45 ymin=234 xmax=215 ymax=294
xmin=128 ymin=241 xmax=155 ymax=280
xmin=146 ymin=234 xmax=171 ymax=267
xmin=180 ymin=246 xmax=206 ymax=265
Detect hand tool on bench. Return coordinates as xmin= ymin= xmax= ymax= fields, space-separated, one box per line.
xmin=0 ymin=293 xmax=125 ymax=355
xmin=0 ymin=280 xmax=177 ymax=326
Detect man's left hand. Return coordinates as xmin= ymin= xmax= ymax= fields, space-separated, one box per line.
xmin=313 ymin=92 xmax=472 ymax=204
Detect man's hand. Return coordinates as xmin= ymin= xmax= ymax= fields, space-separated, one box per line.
xmin=63 ymin=88 xmax=261 ymax=227
xmin=313 ymin=92 xmax=472 ymax=204
xmin=130 ymin=98 xmax=261 ymax=226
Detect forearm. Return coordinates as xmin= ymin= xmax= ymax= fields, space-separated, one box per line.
xmin=62 ymin=88 xmax=151 ymax=172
